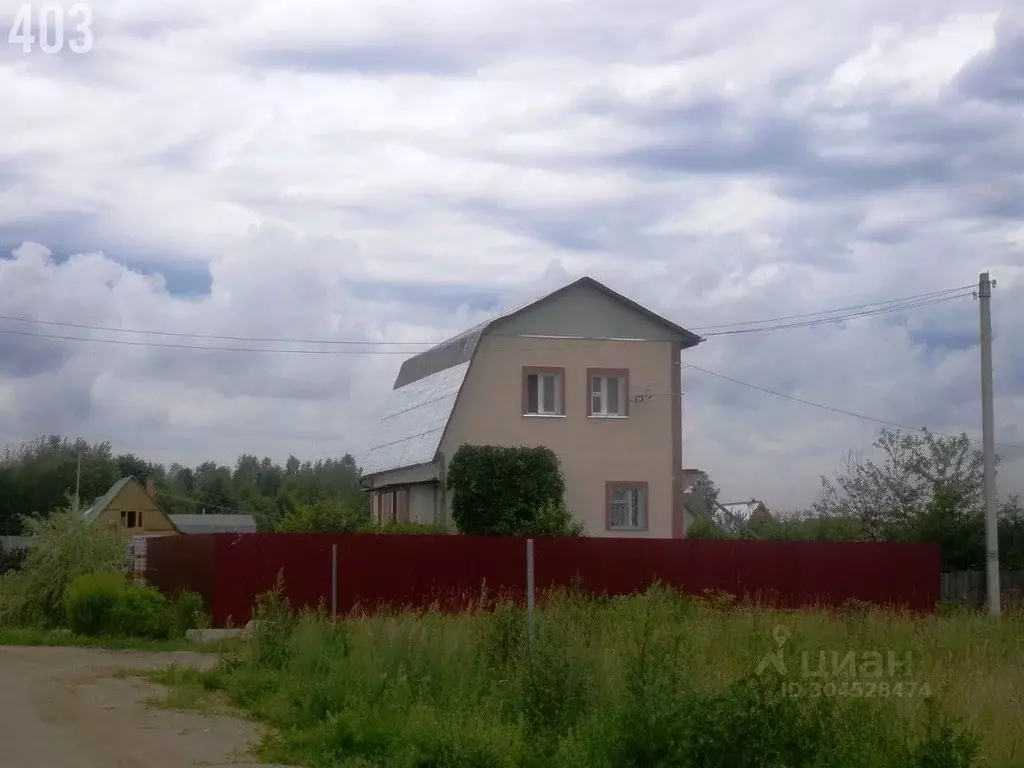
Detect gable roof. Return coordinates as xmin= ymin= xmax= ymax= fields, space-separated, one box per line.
xmin=719 ymin=500 xmax=770 ymax=522
xmin=168 ymin=514 xmax=257 ymax=534
xmin=82 ymin=477 xmax=181 ymax=532
xmin=81 ymin=477 xmax=135 ymax=523
xmin=361 ymin=275 xmax=701 ymax=479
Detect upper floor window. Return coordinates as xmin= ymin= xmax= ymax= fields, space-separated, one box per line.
xmin=120 ymin=510 xmax=138 ymax=528
xmin=523 ymin=367 xmax=565 ymax=416
xmin=588 ymin=369 xmax=628 ymax=417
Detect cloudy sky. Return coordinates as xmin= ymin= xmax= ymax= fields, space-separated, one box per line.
xmin=1 ymin=0 xmax=1022 ymax=510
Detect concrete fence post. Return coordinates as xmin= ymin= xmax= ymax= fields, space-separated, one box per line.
xmin=526 ymin=538 xmax=535 ymax=644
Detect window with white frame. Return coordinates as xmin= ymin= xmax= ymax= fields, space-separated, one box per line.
xmin=590 ymin=371 xmax=627 ymax=416
xmin=524 ymin=369 xmax=563 ymax=415
xmin=607 ymin=484 xmax=646 ymax=530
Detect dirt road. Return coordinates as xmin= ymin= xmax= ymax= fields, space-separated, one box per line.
xmin=0 ymin=645 xmax=289 ymax=768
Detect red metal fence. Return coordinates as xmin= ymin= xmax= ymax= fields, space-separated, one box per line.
xmin=145 ymin=534 xmax=941 ymax=627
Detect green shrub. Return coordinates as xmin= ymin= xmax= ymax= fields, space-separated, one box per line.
xmin=275 ymin=499 xmax=371 ymax=533
xmin=2 ymin=495 xmax=132 ymax=626
xmin=65 ymin=572 xmax=173 ymax=639
xmin=110 ymin=581 xmax=170 ymax=638
xmin=447 ymin=445 xmax=576 ymax=535
xmin=250 ymin=575 xmax=298 ymax=671
xmin=520 ymin=500 xmax=584 ymax=537
xmin=65 ymin=572 xmax=125 ymax=635
xmin=377 ymin=521 xmax=449 ymax=535
xmin=169 ymin=590 xmax=208 ymax=637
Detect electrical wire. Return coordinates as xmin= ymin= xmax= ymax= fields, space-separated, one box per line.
xmin=701 ymin=292 xmax=974 ymax=337
xmin=689 ymin=285 xmax=974 ymax=332
xmin=0 ymin=285 xmax=977 ymax=354
xmin=0 ymin=311 xmax=438 ymax=346
xmin=680 ymin=362 xmax=1024 ymax=450
xmin=0 ymin=326 xmax=418 ymax=354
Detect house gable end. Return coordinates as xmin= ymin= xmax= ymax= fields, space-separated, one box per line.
xmin=91 ymin=478 xmax=180 ymax=534
xmin=486 ymin=279 xmax=697 ymax=343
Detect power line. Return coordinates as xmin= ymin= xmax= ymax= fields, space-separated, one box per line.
xmin=0 ymin=288 xmax=976 ymax=355
xmin=701 ymin=291 xmax=974 ymax=336
xmin=681 ymin=362 xmax=1024 ymax=450
xmin=690 ymin=285 xmax=973 ymax=332
xmin=0 ymin=312 xmax=437 ymax=346
xmin=0 ymin=282 xmax=976 ymax=352
xmin=0 ymin=327 xmax=418 ymax=354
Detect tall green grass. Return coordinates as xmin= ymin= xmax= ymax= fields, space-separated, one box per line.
xmin=154 ymin=587 xmax=1024 ymax=767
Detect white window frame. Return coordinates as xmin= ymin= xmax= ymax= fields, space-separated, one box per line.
xmin=607 ymin=484 xmax=647 ymax=531
xmin=524 ymin=369 xmax=564 ymax=416
xmin=590 ymin=373 xmax=627 ymax=417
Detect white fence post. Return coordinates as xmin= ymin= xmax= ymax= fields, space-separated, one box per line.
xmin=526 ymin=538 xmax=535 ymax=644
xmin=331 ymin=543 xmax=338 ymax=620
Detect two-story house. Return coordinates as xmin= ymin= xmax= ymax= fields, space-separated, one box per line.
xmin=360 ymin=276 xmax=702 ymax=537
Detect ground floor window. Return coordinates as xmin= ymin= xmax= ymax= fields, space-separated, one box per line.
xmin=374 ymin=485 xmax=435 ymax=525
xmin=606 ymin=482 xmax=648 ymax=531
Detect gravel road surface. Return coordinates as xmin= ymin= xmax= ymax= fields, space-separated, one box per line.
xmin=0 ymin=645 xmax=288 ymax=768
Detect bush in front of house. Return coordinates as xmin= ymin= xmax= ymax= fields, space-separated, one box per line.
xmin=447 ymin=444 xmax=580 ymax=536
xmin=0 ymin=494 xmax=132 ymax=627
xmin=65 ymin=573 xmax=208 ymax=639
xmin=274 ymin=498 xmax=371 ymax=533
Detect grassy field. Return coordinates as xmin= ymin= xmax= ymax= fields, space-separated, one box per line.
xmin=148 ymin=587 xmax=1024 ymax=768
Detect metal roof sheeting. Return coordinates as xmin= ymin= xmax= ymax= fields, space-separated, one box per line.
xmin=361 ymin=360 xmax=470 ymax=477
xmin=167 ymin=514 xmax=257 ymax=534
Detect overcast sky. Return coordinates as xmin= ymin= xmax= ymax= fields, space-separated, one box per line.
xmin=1 ymin=0 xmax=1022 ymax=511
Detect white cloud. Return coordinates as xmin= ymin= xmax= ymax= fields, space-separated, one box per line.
xmin=0 ymin=0 xmax=1022 ymax=511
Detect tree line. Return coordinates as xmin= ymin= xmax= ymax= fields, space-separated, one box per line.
xmin=3 ymin=429 xmax=1023 ymax=573
xmin=690 ymin=428 xmax=1024 ymax=572
xmin=0 ymin=435 xmax=368 ymax=535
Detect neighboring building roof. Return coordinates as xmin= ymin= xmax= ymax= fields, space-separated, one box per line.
xmin=167 ymin=514 xmax=257 ymax=534
xmin=0 ymin=535 xmax=32 ymax=551
xmin=362 ymin=275 xmax=701 ymax=479
xmin=719 ymin=500 xmax=769 ymax=522
xmin=81 ymin=477 xmax=135 ymax=523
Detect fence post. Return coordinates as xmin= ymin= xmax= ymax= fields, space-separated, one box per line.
xmin=526 ymin=538 xmax=535 ymax=644
xmin=331 ymin=543 xmax=338 ymax=620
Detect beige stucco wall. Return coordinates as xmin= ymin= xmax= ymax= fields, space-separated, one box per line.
xmin=440 ymin=333 xmax=679 ymax=537
xmin=95 ymin=482 xmax=178 ymax=538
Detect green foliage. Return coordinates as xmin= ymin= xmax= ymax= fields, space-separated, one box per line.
xmin=65 ymin=572 xmax=124 ymax=635
xmin=110 ymin=581 xmax=171 ymax=638
xmin=685 ymin=517 xmax=727 ymax=539
xmin=0 ymin=547 xmax=25 ymax=575
xmin=64 ymin=575 xmax=205 ymax=639
xmin=64 ymin=572 xmax=174 ymax=639
xmin=249 ymin=574 xmax=299 ymax=671
xmin=0 ymin=434 xmax=369 ymax=536
xmin=808 ymin=428 xmax=1024 ymax=571
xmin=157 ymin=588 xmax=1000 ymax=768
xmin=0 ymin=495 xmax=132 ymax=626
xmin=275 ymin=499 xmax=370 ymax=533
xmin=378 ymin=521 xmax=449 ymax=535
xmin=520 ymin=500 xmax=584 ymax=537
xmin=275 ymin=499 xmax=448 ymax=535
xmin=447 ymin=445 xmax=575 ymax=536
xmin=169 ymin=590 xmax=209 ymax=637
xmin=691 ymin=469 xmax=721 ymax=508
